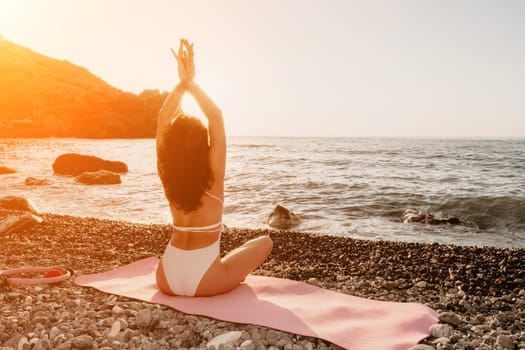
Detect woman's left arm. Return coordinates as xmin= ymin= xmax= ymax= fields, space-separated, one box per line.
xmin=156 ymin=82 xmax=186 ymax=151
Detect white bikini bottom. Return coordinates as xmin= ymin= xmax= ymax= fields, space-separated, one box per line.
xmin=161 ymin=237 xmax=220 ymax=296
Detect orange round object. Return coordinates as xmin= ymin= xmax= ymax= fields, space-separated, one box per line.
xmin=45 ymin=269 xmax=63 ymax=278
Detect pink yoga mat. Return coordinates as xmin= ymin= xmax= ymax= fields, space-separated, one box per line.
xmin=75 ymin=257 xmax=437 ymax=350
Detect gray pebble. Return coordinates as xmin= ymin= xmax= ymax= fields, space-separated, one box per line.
xmin=266 ymin=330 xmax=279 ymax=346
xmin=415 ymin=281 xmax=428 ymax=288
xmin=56 ymin=340 xmax=72 ymax=350
xmin=407 ymin=345 xmax=435 ymax=350
xmin=116 ymin=317 xmax=128 ymax=330
xmin=136 ymin=309 xmax=152 ymax=328
xmin=71 ymin=335 xmax=93 ymax=349
xmin=240 ymin=340 xmax=255 ymax=350
xmin=438 ymin=312 xmax=461 ymax=327
xmin=495 ymin=335 xmax=515 ymax=349
xmin=107 ymin=321 xmax=121 ymax=339
xmin=112 ymin=305 xmax=123 ymax=315
xmin=430 ymin=324 xmax=454 ymax=338
xmin=207 ymin=331 xmax=242 ymax=348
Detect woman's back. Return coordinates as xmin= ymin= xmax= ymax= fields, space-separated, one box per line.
xmin=169 ymin=191 xmax=223 ymax=250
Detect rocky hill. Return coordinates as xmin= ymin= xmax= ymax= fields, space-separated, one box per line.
xmin=0 ymin=36 xmax=167 ymax=138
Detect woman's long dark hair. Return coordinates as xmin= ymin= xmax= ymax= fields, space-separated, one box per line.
xmin=157 ymin=115 xmax=212 ymax=213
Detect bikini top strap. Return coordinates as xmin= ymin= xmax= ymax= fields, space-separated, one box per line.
xmin=204 ymin=191 xmax=224 ymax=206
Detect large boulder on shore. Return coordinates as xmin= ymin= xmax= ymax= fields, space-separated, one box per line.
xmin=53 ymin=153 xmax=128 ymax=176
xmin=267 ymin=204 xmax=301 ymax=229
xmin=75 ymin=170 xmax=122 ymax=185
xmin=402 ymin=208 xmax=460 ymax=225
xmin=0 ymin=209 xmax=43 ymax=235
xmin=0 ymin=196 xmax=38 ymax=214
xmin=0 ymin=166 xmax=16 ymax=175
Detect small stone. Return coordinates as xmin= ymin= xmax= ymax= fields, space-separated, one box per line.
xmin=307 ymin=277 xmax=321 ymax=286
xmin=407 ymin=345 xmax=435 ymax=350
xmin=116 ymin=318 xmax=128 ymax=330
xmin=49 ymin=327 xmax=62 ymax=340
xmin=71 ymin=335 xmax=93 ymax=349
xmin=240 ymin=340 xmax=255 ymax=350
xmin=32 ymin=339 xmax=45 ymax=350
xmin=276 ymin=339 xmax=290 ymax=348
xmin=429 ymin=323 xmax=454 ymax=338
xmin=496 ymin=335 xmax=515 ymax=349
xmin=179 ymin=329 xmax=190 ymax=341
xmin=110 ymin=340 xmax=123 ymax=349
xmin=140 ymin=338 xmax=154 ymax=350
xmin=472 ymin=324 xmax=490 ymax=335
xmin=449 ymin=334 xmax=461 ymax=344
xmin=107 ymin=321 xmax=121 ymax=338
xmin=32 ymin=316 xmax=49 ymax=326
xmin=438 ymin=312 xmax=461 ymax=326
xmin=195 ymin=321 xmax=206 ymax=333
xmin=455 ymin=340 xmax=475 ymax=349
xmin=119 ymin=328 xmax=134 ymax=342
xmin=266 ymin=330 xmax=279 ymax=346
xmin=240 ymin=330 xmax=251 ymax=341
xmin=16 ymin=336 xmax=29 ymax=350
xmin=207 ymin=331 xmax=243 ymax=348
xmin=136 ymin=309 xmax=152 ymax=328
xmin=415 ymin=281 xmax=427 ymax=288
xmin=157 ymin=320 xmax=171 ymax=330
xmin=56 ymin=340 xmax=72 ymax=350
xmin=112 ymin=305 xmax=123 ymax=315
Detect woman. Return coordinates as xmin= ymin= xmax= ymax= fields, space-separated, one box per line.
xmin=155 ymin=39 xmax=273 ymax=296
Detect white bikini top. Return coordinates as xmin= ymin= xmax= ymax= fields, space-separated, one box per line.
xmin=172 ymin=191 xmax=223 ymax=232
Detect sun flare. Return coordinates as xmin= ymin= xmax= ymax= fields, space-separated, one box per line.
xmin=0 ymin=0 xmax=32 ymax=36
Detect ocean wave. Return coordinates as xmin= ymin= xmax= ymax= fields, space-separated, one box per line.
xmin=235 ymin=144 xmax=279 ymax=150
xmin=432 ymin=196 xmax=525 ymax=230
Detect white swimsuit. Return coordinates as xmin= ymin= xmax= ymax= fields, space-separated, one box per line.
xmin=162 ymin=191 xmax=223 ymax=296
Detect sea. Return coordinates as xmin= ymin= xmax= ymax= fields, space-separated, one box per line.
xmin=1 ymin=137 xmax=524 ymax=248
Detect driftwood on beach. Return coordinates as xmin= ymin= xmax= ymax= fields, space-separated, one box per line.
xmin=0 ymin=211 xmax=523 ymax=349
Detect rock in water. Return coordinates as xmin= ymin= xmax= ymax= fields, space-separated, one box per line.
xmin=0 ymin=166 xmax=16 ymax=174
xmin=0 ymin=196 xmax=38 ymax=213
xmin=53 ymin=153 xmax=128 ymax=176
xmin=75 ymin=170 xmax=121 ymax=185
xmin=402 ymin=208 xmax=460 ymax=225
xmin=267 ymin=204 xmax=301 ymax=229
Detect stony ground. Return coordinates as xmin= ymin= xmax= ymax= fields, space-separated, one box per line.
xmin=0 ymin=210 xmax=524 ymax=350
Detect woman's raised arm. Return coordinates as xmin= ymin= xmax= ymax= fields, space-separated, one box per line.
xmin=187 ymin=81 xmax=226 ymax=192
xmin=156 ymin=40 xmax=195 ymax=151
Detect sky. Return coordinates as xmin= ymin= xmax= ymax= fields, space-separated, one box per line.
xmin=0 ymin=0 xmax=524 ymax=137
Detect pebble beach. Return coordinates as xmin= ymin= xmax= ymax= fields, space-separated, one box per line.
xmin=1 ymin=210 xmax=524 ymax=350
